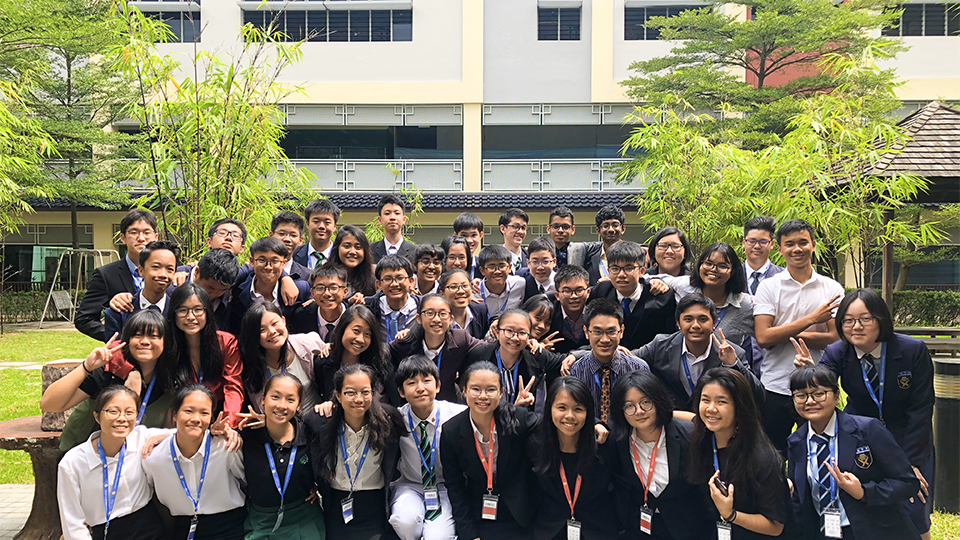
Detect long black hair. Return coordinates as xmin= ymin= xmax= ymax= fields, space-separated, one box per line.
xmin=238 ymin=301 xmax=290 ymax=398
xmin=327 ymin=304 xmax=391 ymax=384
xmin=459 ymin=361 xmax=520 ymax=437
xmin=690 ymin=242 xmax=747 ymax=296
xmin=326 ymin=224 xmax=377 ymax=296
xmin=395 ymin=293 xmax=453 ymax=347
xmin=164 ymin=283 xmax=224 ymax=391
xmin=533 ymin=376 xmax=597 ymax=476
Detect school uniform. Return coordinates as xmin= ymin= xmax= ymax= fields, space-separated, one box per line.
xmin=311 ymin=354 xmax=400 ymax=408
xmin=180 ymin=265 xmax=232 ymax=330
xmin=549 ymin=299 xmax=588 ymax=355
xmin=228 ymin=272 xmax=310 ymax=334
xmin=707 ymin=443 xmax=790 ymax=540
xmin=390 ymin=400 xmax=469 ymax=540
xmin=611 ymin=419 xmax=713 ymax=540
xmin=389 ymin=327 xmax=483 ymax=403
xmin=787 ymin=409 xmax=921 ymax=540
xmin=288 ymin=303 xmax=345 ymax=342
xmin=364 ymin=291 xmax=422 ymax=342
xmin=568 ymin=351 xmax=649 ymax=424
xmin=587 ymin=281 xmax=678 ymax=351
xmin=555 ymin=243 xmax=597 ymax=269
xmin=57 ymin=426 xmax=172 ymax=540
xmin=506 ymin=246 xmax=528 ymax=272
xmin=142 ymin=432 xmax=247 ymax=540
xmin=285 ymin=259 xmax=313 ymax=282
xmin=372 ymin=238 xmax=418 ymax=263
xmin=440 ymin=407 xmax=539 ymax=540
xmin=450 ymin=303 xmax=491 ymax=341
xmin=478 ymin=275 xmax=526 ymax=318
xmin=583 ymin=246 xmax=608 ymax=286
xmin=246 ymin=333 xmax=325 ymax=415
xmin=76 ymin=256 xmax=140 ymax=341
xmin=294 ymin=243 xmax=334 ymax=271
xmin=743 ymin=260 xmax=784 ymax=296
xmin=464 ymin=343 xmax=569 ymax=413
xmin=516 ymin=267 xmax=556 ymax=300
xmin=819 ymin=334 xmax=935 ymax=534
xmin=103 ymin=290 xmax=171 ymax=342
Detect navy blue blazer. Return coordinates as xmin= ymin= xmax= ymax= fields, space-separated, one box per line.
xmin=820 ymin=334 xmax=934 ymax=466
xmin=75 ymin=258 xmax=138 ymax=341
xmin=103 ymin=291 xmax=171 ymax=342
xmin=227 ymin=273 xmax=309 ymax=335
xmin=179 ymin=265 xmax=231 ymax=331
xmin=362 ymin=291 xmax=422 ymax=342
xmin=463 ymin=302 xmax=491 ymax=340
xmin=588 ymin=281 xmax=678 ymax=351
xmin=787 ymin=410 xmax=921 ymax=540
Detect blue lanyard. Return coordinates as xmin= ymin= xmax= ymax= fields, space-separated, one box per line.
xmin=496 ymin=350 xmax=520 ymax=402
xmin=339 ymin=425 xmax=371 ymax=494
xmin=712 ymin=434 xmax=725 ymax=480
xmin=97 ymin=438 xmax=126 ymax=534
xmin=481 ymin=280 xmax=515 ymax=318
xmin=434 ymin=348 xmax=443 ymax=373
xmin=715 ymin=306 xmax=729 ymax=325
xmin=193 ymin=364 xmax=204 ymax=385
xmin=407 ymin=408 xmax=441 ymax=474
xmin=807 ymin=418 xmax=839 ymax=509
xmin=265 ymin=442 xmax=298 ymax=508
xmin=860 ymin=343 xmax=887 ymax=420
xmin=170 ymin=432 xmax=211 ymax=515
xmin=136 ymin=374 xmax=157 ymax=425
xmin=681 ymin=354 xmax=696 ymax=396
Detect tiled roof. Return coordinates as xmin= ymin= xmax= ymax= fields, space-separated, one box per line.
xmin=869 ymin=101 xmax=960 ymax=177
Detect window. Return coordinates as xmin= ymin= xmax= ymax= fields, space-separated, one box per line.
xmin=242 ymin=9 xmax=413 ymax=42
xmin=538 ymin=8 xmax=581 ymax=40
xmin=882 ymin=4 xmax=960 ymax=36
xmin=624 ymin=6 xmax=700 ymax=40
xmin=147 ymin=11 xmax=201 ymax=43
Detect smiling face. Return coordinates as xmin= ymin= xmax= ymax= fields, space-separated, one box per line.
xmin=442 ymin=272 xmax=473 ymax=309
xmin=251 ymin=250 xmax=286 ymax=284
xmin=139 ymin=249 xmax=177 ymax=296
xmin=698 ymin=382 xmax=735 ymax=435
xmin=496 ymin=312 xmax=531 ymax=357
xmin=175 ymin=391 xmax=214 ymax=439
xmin=549 ymin=216 xmax=575 ymax=249
xmin=528 ymin=249 xmax=555 ymax=283
xmin=840 ymin=298 xmax=881 ymax=349
xmin=445 ymin=243 xmax=469 ymax=272
xmin=500 ymin=218 xmax=527 ymax=248
xmin=400 ymin=373 xmax=439 ymax=411
xmin=377 ymin=268 xmax=413 ymax=301
xmin=480 ymin=259 xmax=510 ymax=288
xmin=597 ymin=218 xmax=625 ymax=246
xmin=743 ymin=229 xmax=774 ymax=268
xmin=778 ymin=230 xmax=815 ymax=271
xmin=174 ymin=294 xmax=207 ymax=336
xmin=128 ymin=329 xmax=163 ymax=364
xmin=416 ymin=296 xmax=451 ymax=340
xmin=307 ymin=212 xmax=336 ymax=249
xmin=338 ymin=233 xmax=364 ymax=269
xmin=793 ymin=384 xmax=839 ymax=426
xmin=120 ymin=219 xmax=158 ymax=259
xmin=678 ymin=304 xmax=715 ymax=349
xmin=378 ymin=204 xmax=406 ymax=237
xmin=528 ymin=307 xmax=551 ymax=340
xmin=555 ymin=277 xmax=590 ymax=315
xmin=464 ymin=369 xmax=501 ymax=416
xmin=654 ymin=234 xmax=685 ymax=276
xmin=259 ymin=311 xmax=289 ymax=351
xmin=311 ymin=276 xmax=347 ymax=311
xmin=457 ymin=228 xmax=483 ymax=254
xmin=551 ymin=388 xmax=587 ymax=441
xmin=586 ymin=313 xmax=622 ymax=362
xmin=417 ymin=255 xmax=443 ymax=286
xmin=206 ymin=223 xmax=244 ymax=255
xmin=263 ymin=377 xmax=301 ymax=426
xmin=94 ymin=392 xmax=138 ymax=441
xmin=622 ymin=387 xmax=658 ymax=435
xmin=270 ymin=223 xmax=302 ymax=254
xmin=609 ymin=259 xmax=642 ymax=297
xmin=336 ymin=371 xmax=374 ymax=419
xmin=699 ymin=251 xmax=732 ymax=289
xmin=341 ymin=317 xmax=372 ymax=357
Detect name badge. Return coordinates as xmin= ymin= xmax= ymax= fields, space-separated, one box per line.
xmin=640 ymin=505 xmax=653 ymax=535
xmin=567 ymin=519 xmax=581 ymax=540
xmin=341 ymin=496 xmax=354 ymax=524
xmin=424 ymin=488 xmax=440 ymax=511
xmin=824 ymin=508 xmax=843 ymax=538
xmin=481 ymin=494 xmax=499 ymax=520
xmin=188 ymin=515 xmax=199 ymax=540
xmin=717 ymin=521 xmax=732 ymax=540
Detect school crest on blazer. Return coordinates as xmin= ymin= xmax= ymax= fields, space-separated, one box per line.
xmin=897 ymin=370 xmax=912 ymax=389
xmin=855 ymin=446 xmax=873 ymax=469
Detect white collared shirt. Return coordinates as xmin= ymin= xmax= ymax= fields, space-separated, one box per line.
xmin=853 ymin=342 xmax=883 ymax=360
xmin=805 ymin=411 xmax=850 ymax=525
xmin=745 ymin=259 xmax=772 ymax=277
xmin=422 ymin=340 xmax=443 ymax=362
xmin=251 ymin=276 xmax=281 ymax=308
xmin=142 ymin=432 xmax=245 ymax=516
xmin=384 ymin=238 xmax=403 ymax=256
xmin=681 ymin=339 xmax=714 ymax=394
xmin=615 ymin=283 xmax=645 ymax=312
xmin=630 ymin=428 xmax=670 ymax=497
xmin=139 ymin=292 xmax=167 ymax=313
xmin=307 ymin=243 xmax=333 ymax=269
xmin=397 ymin=400 xmax=468 ymax=486
xmin=318 ymin=307 xmax=344 ymax=341
xmin=284 ymin=258 xmax=294 ymax=275
xmin=469 ymin=414 xmax=498 ymax=476
xmin=58 ymin=426 xmax=174 ymax=539
xmin=479 ymin=274 xmax=525 ymax=315
xmin=332 ymin=423 xmax=385 ymax=491
xmin=450 ymin=305 xmax=475 ymax=333
xmin=379 ymin=295 xmax=418 ymax=339
xmin=534 ymin=270 xmax=556 ymax=295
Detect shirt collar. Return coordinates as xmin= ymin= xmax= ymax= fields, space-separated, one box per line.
xmin=125 ymin=255 xmax=140 ymax=276
xmin=716 ymin=293 xmax=743 ymax=309
xmin=469 ymin=413 xmax=495 ymax=444
xmin=681 ymin=338 xmax=713 ymax=364
xmin=385 ymin=238 xmax=403 ymax=251
xmin=854 ymin=342 xmax=883 ymax=360
xmin=251 ymin=276 xmax=280 ymax=305
xmin=423 ymin=339 xmax=444 ymax=359
xmin=535 ymin=271 xmax=556 ymax=292
xmin=319 ymin=305 xmax=344 ymax=327
xmin=139 ymin=291 xmax=167 ymax=312
xmin=561 ymin=305 xmax=583 ymax=324
xmin=380 ymin=294 xmax=417 ymax=317
xmin=630 ymin=424 xmax=666 ymax=450
xmin=308 ymin=242 xmax=332 ymax=261
xmin=806 ymin=410 xmax=838 ymax=441
xmin=406 ymin=401 xmax=440 ymax=425
xmin=616 ymin=284 xmax=644 ymax=303
xmin=249 ymin=419 xmax=306 ymax=447
xmin=746 ymin=259 xmax=771 ymax=276
xmin=82 ymin=431 xmax=137 ymax=471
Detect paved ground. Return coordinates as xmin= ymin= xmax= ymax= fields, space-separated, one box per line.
xmin=0 ymin=485 xmax=33 ymax=540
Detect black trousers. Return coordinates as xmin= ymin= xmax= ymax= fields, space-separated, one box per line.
xmin=760 ymin=390 xmax=800 ymax=456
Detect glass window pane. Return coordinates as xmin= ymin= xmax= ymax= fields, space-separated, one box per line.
xmin=163 ymin=12 xmax=183 ymax=43
xmin=559 ymin=8 xmax=580 ymax=40
xmin=307 ymin=10 xmax=326 ymax=41
xmin=371 ymin=10 xmax=391 ymax=41
xmin=925 ymin=4 xmax=945 ymax=35
xmin=286 ymin=10 xmax=307 ymax=41
xmin=181 ymin=13 xmax=199 ymax=43
xmin=538 ymin=8 xmax=559 ymax=40
xmin=645 ymin=7 xmax=668 ymax=40
xmin=625 ymin=8 xmax=645 ymax=40
xmin=393 ymin=10 xmax=412 ymax=41
xmin=350 ymin=10 xmax=370 ymax=41
xmin=243 ymin=11 xmax=265 ymax=30
xmin=328 ymin=11 xmax=349 ymax=41
xmin=901 ymin=4 xmax=924 ymax=36
xmin=949 ymin=6 xmax=960 ymax=35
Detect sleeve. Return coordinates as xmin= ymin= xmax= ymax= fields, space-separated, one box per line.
xmin=752 ymin=279 xmax=777 ymax=317
xmin=536 ymin=350 xmax=567 ymax=379
xmin=750 ymin=460 xmax=791 ymax=526
xmin=632 ymin=340 xmax=656 ymax=362
xmin=57 ymin=458 xmax=93 ymax=540
xmin=900 ymin=340 xmax=935 ymax=466
xmin=103 ymin=307 xmax=122 ymax=344
xmin=858 ymin=419 xmax=921 ymax=506
xmin=75 ymin=266 xmax=109 ymax=341
xmin=229 ymin=442 xmax=247 ymax=489
xmin=104 ymin=344 xmax=134 ymax=380
xmin=77 ymin=368 xmax=114 ymax=399
xmin=235 ymin=264 xmax=254 ymax=286
xmin=728 ymin=345 xmax=765 ymax=405
xmin=818 ymin=343 xmax=844 ymax=375
xmin=439 ymin=422 xmax=479 ymax=540
xmin=218 ymin=333 xmax=245 ymax=421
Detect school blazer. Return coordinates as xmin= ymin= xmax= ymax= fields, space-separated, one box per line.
xmin=464 ymin=302 xmax=491 ymax=340
xmin=439 ymin=407 xmax=539 ymax=540
xmin=516 ymin=268 xmax=547 ymax=301
xmin=588 ymin=281 xmax=678 ymax=351
xmin=389 ymin=326 xmax=483 ymax=403
xmin=363 ymin=291 xmax=423 ymax=339
xmin=559 ymin=242 xmax=598 ymax=269
xmin=103 ymin=291 xmax=171 ymax=342
xmin=611 ymin=419 xmax=714 ymax=540
xmin=548 ymin=298 xmax=589 ymax=355
xmin=583 ymin=247 xmax=606 ymax=286
xmin=226 ymin=272 xmax=310 ymax=335
xmin=292 ymin=244 xmax=310 ymax=268
xmin=463 ymin=343 xmax=568 ymax=411
xmin=787 ymin=410 xmax=921 ymax=540
xmin=371 ymin=239 xmax=418 ymax=263
xmin=75 ymin=258 xmax=138 ymax=341
xmin=633 ymin=332 xmax=765 ymax=412
xmin=820 ymin=334 xmax=935 ymax=467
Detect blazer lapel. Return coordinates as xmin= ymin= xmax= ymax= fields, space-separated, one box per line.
xmin=665 ymin=421 xmax=682 ymax=491
xmin=789 ymin=423 xmax=810 ymax=505
xmin=835 ymin=410 xmax=859 ymax=474
xmin=116 ymin=260 xmax=136 ymax=293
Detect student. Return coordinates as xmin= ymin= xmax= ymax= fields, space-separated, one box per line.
xmin=241 ymin=374 xmax=325 ymax=539
xmin=754 ymin=218 xmax=844 ymax=454
xmin=77 ymin=209 xmax=159 ymax=341
xmin=441 ymin=235 xmax=474 ymax=277
xmin=518 ymin=237 xmax=557 ymax=299
xmin=568 ymin=299 xmax=649 ymax=424
xmin=57 ymin=386 xmax=169 ymax=540
xmin=549 ymin=265 xmax=590 ymax=355
xmin=453 ymin=212 xmax=485 ymax=280
xmin=477 ymin=245 xmax=526 ymax=316
xmin=289 ymin=266 xmax=348 ymax=341
xmin=142 ymin=385 xmax=246 ymax=540
xmin=42 ymin=310 xmax=174 ymax=451
xmin=584 ymin=205 xmax=626 ymax=285
xmin=742 ymin=216 xmax=784 ymax=295
xmin=787 ymin=366 xmax=921 ymax=540
xmin=499 ymin=208 xmax=529 ymax=272
xmin=229 ymin=237 xmax=310 ymax=334
xmin=688 ymin=368 xmax=789 ymax=540
xmin=547 ymin=206 xmax=594 ymax=269
xmin=313 ymin=305 xmax=395 ymax=406
xmin=364 ymin=254 xmax=421 ymax=342
xmin=269 ymin=211 xmax=311 ymax=280
xmin=390 ymin=294 xmax=483 ymax=403
xmin=294 ymin=199 xmax=341 ymax=270
xmin=371 ymin=194 xmax=417 ymax=262
xmin=528 ymin=376 xmax=618 ymax=540
xmin=326 ymin=224 xmax=377 ymax=297
xmin=182 ymin=248 xmax=239 ymax=331
xmin=103 ymin=240 xmax=179 ymax=341
xmin=587 ymin=241 xmax=677 ymax=350
xmin=646 ymin=227 xmax=691 ymax=277
xmin=414 ymin=244 xmax=445 ymax=295
xmin=239 ymin=301 xmax=325 ymax=414
xmin=520 ymin=295 xmax=558 ymax=349
xmin=798 ymin=288 xmax=935 ymax=538
xmin=439 ymin=269 xmax=490 ymax=341
xmin=389 ymin=356 xmax=469 ymax=540
xmin=632 ymin=294 xmax=763 ymax=413
xmin=205 ymin=218 xmax=247 ymax=256
xmin=440 ymin=361 xmax=539 ymax=540
xmin=303 ymin=364 xmax=405 ymax=540
xmin=608 ymin=371 xmax=713 ymax=540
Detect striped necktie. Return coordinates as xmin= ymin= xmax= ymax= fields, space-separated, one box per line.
xmin=750 ymin=271 xmax=762 ymax=295
xmin=419 ymin=421 xmax=441 ymax=521
xmin=861 ymin=354 xmax=880 ymax=396
xmin=811 ymin=433 xmax=832 ymax=513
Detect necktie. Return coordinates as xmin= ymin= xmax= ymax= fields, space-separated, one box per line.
xmin=132 ymin=267 xmax=144 ymax=292
xmin=557 ymin=247 xmax=568 ymax=267
xmin=311 ymin=251 xmax=323 ymax=269
xmin=622 ymin=298 xmax=632 ymax=318
xmin=861 ymin=354 xmax=880 ymax=396
xmin=538 ymin=284 xmax=545 ymax=295
xmin=147 ymin=305 xmax=160 ymax=312
xmin=599 ymin=366 xmax=613 ymax=424
xmin=750 ymin=271 xmax=762 ymax=295
xmin=388 ymin=245 xmax=397 ymax=256
xmin=811 ymin=434 xmax=832 ymax=513
xmin=419 ymin=421 xmax=441 ymax=520
xmin=388 ymin=311 xmax=403 ymax=341
xmin=324 ymin=323 xmax=335 ymax=340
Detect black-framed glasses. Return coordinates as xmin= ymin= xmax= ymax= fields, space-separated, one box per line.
xmin=623 ymin=399 xmax=655 ymax=415
xmin=840 ymin=316 xmax=876 ymax=328
xmin=792 ymin=389 xmax=832 ymax=404
xmin=701 ymin=260 xmax=732 ymax=272
xmin=175 ymin=307 xmax=206 ymax=318
xmin=311 ymin=284 xmax=345 ymax=294
xmin=744 ymin=238 xmax=771 ymax=247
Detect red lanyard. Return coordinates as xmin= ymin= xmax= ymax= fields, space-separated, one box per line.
xmin=630 ymin=428 xmax=662 ymax=505
xmin=473 ymin=417 xmax=496 ymax=491
xmin=559 ymin=462 xmax=582 ymax=519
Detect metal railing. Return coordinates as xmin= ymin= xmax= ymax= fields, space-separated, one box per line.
xmin=481 ymin=159 xmax=636 ymax=191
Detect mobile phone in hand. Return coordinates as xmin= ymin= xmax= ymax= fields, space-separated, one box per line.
xmin=714 ymin=476 xmax=729 ymax=497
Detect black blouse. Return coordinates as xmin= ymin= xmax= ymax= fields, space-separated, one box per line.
xmin=713 ymin=446 xmax=790 ymax=540
xmin=240 ymin=421 xmax=315 ymax=508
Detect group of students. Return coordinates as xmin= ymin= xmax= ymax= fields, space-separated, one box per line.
xmin=48 ymin=198 xmax=935 ymax=540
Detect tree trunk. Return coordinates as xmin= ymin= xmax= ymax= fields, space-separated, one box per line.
xmin=894 ymin=263 xmax=910 ymax=291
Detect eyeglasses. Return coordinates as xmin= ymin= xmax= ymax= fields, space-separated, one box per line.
xmin=656 ymin=243 xmax=684 ymax=252
xmin=792 ymin=389 xmax=832 ymax=404
xmin=840 ymin=316 xmax=876 ymax=328
xmin=608 ymin=265 xmax=639 ymax=275
xmin=549 ymin=223 xmax=573 ymax=231
xmin=213 ymin=229 xmax=243 ymax=240
xmin=123 ymin=228 xmax=155 ymax=238
xmin=588 ymin=327 xmax=620 ymax=338
xmin=341 ymin=389 xmax=373 ymax=399
xmin=418 ymin=258 xmax=443 ymax=267
xmin=311 ymin=284 xmax=345 ymax=294
xmin=484 ymin=263 xmax=510 ymax=272
xmin=444 ymin=283 xmax=471 ymax=292
xmin=499 ymin=328 xmax=530 ymax=339
xmin=506 ymin=224 xmax=527 ymax=232
xmin=559 ymin=287 xmax=588 ymax=298
xmin=599 ymin=222 xmax=622 ymax=231
xmin=623 ymin=400 xmax=655 ymax=416
xmin=467 ymin=386 xmax=501 ymax=398
xmin=100 ymin=408 xmax=137 ymax=420
xmin=175 ymin=306 xmax=206 ymax=318
xmin=253 ymin=258 xmax=285 ymax=268
xmin=421 ymin=309 xmax=451 ymax=320
xmin=379 ymin=276 xmax=409 ymax=285
xmin=701 ymin=260 xmax=732 ymax=272
xmin=446 ymin=255 xmax=467 ymax=262
xmin=529 ymin=258 xmax=554 ymax=267
xmin=744 ymin=238 xmax=771 ymax=247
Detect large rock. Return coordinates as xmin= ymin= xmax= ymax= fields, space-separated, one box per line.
xmin=40 ymin=359 xmax=82 ymax=431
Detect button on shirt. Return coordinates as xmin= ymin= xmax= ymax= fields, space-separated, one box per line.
xmin=379 ymin=295 xmax=418 ymax=339
xmin=332 ymin=423 xmax=384 ymax=491
xmin=569 ymin=351 xmax=649 ymax=420
xmin=397 ymin=400 xmax=468 ymax=486
xmin=805 ymin=412 xmax=850 ymax=526
xmin=753 ymin=271 xmax=844 ymax=395
xmin=251 ymin=277 xmax=281 ymax=308
xmin=681 ymin=339 xmax=713 ymax=395
xmin=630 ymin=428 xmax=670 ymax=497
xmin=139 ymin=292 xmax=167 ymax=313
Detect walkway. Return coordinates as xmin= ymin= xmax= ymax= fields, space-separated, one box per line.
xmin=0 ymin=485 xmax=33 ymax=540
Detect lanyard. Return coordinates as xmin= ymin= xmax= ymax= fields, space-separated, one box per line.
xmin=860 ymin=343 xmax=887 ymax=420
xmin=136 ymin=374 xmax=157 ymax=425
xmin=407 ymin=408 xmax=441 ymax=474
xmin=265 ymin=442 xmax=298 ymax=508
xmin=711 ymin=434 xmax=725 ymax=481
xmin=473 ymin=417 xmax=496 ymax=492
xmin=496 ymin=350 xmax=521 ymax=403
xmin=681 ymin=354 xmax=696 ymax=396
xmin=599 ymin=258 xmax=609 ymax=279
xmin=97 ymin=439 xmax=126 ymax=534
xmin=481 ymin=280 xmax=515 ymax=317
xmin=807 ymin=419 xmax=839 ymax=509
xmin=339 ymin=425 xmax=371 ymax=494
xmin=630 ymin=428 xmax=662 ymax=505
xmin=559 ymin=462 xmax=582 ymax=519
xmin=193 ymin=363 xmax=204 ymax=385
xmin=170 ymin=432 xmax=211 ymax=514
xmin=715 ymin=306 xmax=729 ymax=325
xmin=424 ymin=341 xmax=444 ymax=373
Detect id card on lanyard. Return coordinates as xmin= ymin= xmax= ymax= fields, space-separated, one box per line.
xmin=861 ymin=342 xmax=887 ymax=423
xmin=560 ymin=462 xmax=582 ymax=540
xmin=712 ymin=435 xmax=732 ymax=540
xmin=265 ymin=442 xmax=298 ymax=532
xmin=474 ymin=417 xmax=498 ymax=520
xmin=339 ymin=425 xmax=371 ymax=524
xmin=407 ymin=409 xmax=442 ymax=511
xmin=630 ymin=428 xmax=662 ymax=535
xmin=481 ymin=280 xmax=515 ymax=319
xmin=170 ymin=432 xmax=211 ymax=540
xmin=97 ymin=439 xmax=126 ymax=539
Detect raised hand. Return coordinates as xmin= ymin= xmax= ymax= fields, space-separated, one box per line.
xmin=791 ymin=337 xmax=815 ymax=369
xmin=347 ymin=292 xmax=365 ymax=305
xmin=826 ymin=461 xmax=864 ymax=500
xmin=108 ymin=293 xmax=135 ymax=313
xmin=712 ymin=329 xmax=736 ymax=366
xmin=648 ymin=278 xmax=670 ymax=296
xmin=235 ymin=405 xmax=265 ymax=430
xmin=594 ymin=423 xmax=609 ymax=444
xmin=84 ymin=335 xmax=125 ymax=372
xmin=810 ymin=294 xmax=842 ymax=324
xmin=538 ymin=331 xmax=564 ymax=352
xmin=514 ymin=375 xmax=536 ymax=408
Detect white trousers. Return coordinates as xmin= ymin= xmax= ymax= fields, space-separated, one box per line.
xmin=389 ymin=482 xmax=457 ymax=540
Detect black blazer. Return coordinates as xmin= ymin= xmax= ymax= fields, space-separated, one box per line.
xmin=516 ymin=268 xmax=549 ymax=302
xmin=463 ymin=343 xmax=569 ymax=411
xmin=226 ymin=272 xmax=310 ymax=335
xmin=102 ymin=291 xmax=171 ymax=342
xmin=548 ymin=298 xmax=588 ymax=355
xmin=464 ymin=302 xmax=491 ymax=340
xmin=363 ymin=291 xmax=423 ymax=341
xmin=440 ymin=407 xmax=539 ymax=540
xmin=787 ymin=410 xmax=921 ymax=540
xmin=820 ymin=334 xmax=934 ymax=466
xmin=583 ymin=248 xmax=605 ymax=286
xmin=588 ymin=281 xmax=677 ymax=351
xmin=287 ymin=302 xmax=348 ymax=340
xmin=371 ymin=239 xmax=417 ymax=264
xmin=287 ymin=260 xmax=312 ymax=281
xmin=75 ymin=258 xmax=138 ymax=341
xmin=633 ymin=332 xmax=765 ymax=412
xmin=389 ymin=326 xmax=483 ymax=403
xmin=611 ymin=419 xmax=713 ymax=540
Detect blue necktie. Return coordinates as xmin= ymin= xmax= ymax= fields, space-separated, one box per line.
xmin=750 ymin=271 xmax=762 ymax=295
xmin=861 ymin=354 xmax=880 ymax=396
xmin=622 ymin=298 xmax=632 ymax=318
xmin=811 ymin=433 xmax=832 ymax=513
xmin=388 ymin=311 xmax=403 ymax=341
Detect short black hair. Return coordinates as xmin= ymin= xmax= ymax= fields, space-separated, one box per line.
xmin=414 ymin=243 xmax=445 ymax=263
xmin=789 ymin=365 xmax=840 ymax=395
xmin=527 ymin=237 xmax=556 ymax=259
xmin=308 ymin=265 xmax=347 ymax=286
xmin=776 ymin=218 xmax=816 ymax=243
xmin=498 ymin=208 xmax=528 ymax=228
xmin=647 ymin=227 xmax=691 ymax=273
xmin=120 ymin=208 xmax=158 ymax=235
xmin=440 ymin=235 xmax=473 ymax=275
xmin=554 ymin=264 xmax=589 ymax=290
xmin=690 ymin=242 xmax=747 ymax=296
xmin=453 ymin=212 xmax=483 ymax=233
xmin=378 ymin=194 xmax=406 ymax=215
xmin=549 ymin=206 xmax=575 ymax=225
xmin=304 ymin=199 xmax=341 ymax=223
xmin=835 ymin=288 xmax=895 ymax=343
xmin=606 ymin=241 xmax=645 ymax=266
xmin=521 ymin=294 xmax=555 ymax=320
xmin=207 ymin=218 xmax=247 ymax=244
xmin=744 ymin=216 xmax=776 ymax=239
xmin=138 ymin=240 xmax=181 ymax=267
xmin=395 ymin=355 xmax=441 ymax=389
xmin=595 ymin=205 xmax=626 ymax=229
xmin=249 ymin=236 xmax=289 ymax=258
xmin=477 ymin=245 xmax=511 ymax=268
xmin=583 ymin=298 xmax=623 ymax=326
xmin=196 ymin=248 xmax=238 ymax=287
xmin=609 ymin=370 xmax=674 ymax=441
xmin=170 ymin=383 xmax=216 ymax=416
xmin=271 ymin=211 xmax=304 ymax=234
xmin=676 ymin=292 xmax=718 ymax=322
xmin=93 ymin=384 xmax=141 ymax=414
xmin=375 ymin=254 xmax=414 ymax=280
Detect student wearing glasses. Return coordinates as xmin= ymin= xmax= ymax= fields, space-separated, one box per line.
xmin=441 ymin=235 xmax=474 ymax=277
xmin=518 ymin=238 xmax=558 ymax=300
xmin=363 ymin=255 xmax=422 ymax=343
xmin=548 ymin=265 xmax=591 ymax=355
xmin=476 ymin=245 xmax=526 ymax=316
xmin=742 ymin=217 xmax=783 ymax=296
xmin=229 ymin=237 xmax=310 ymax=334
xmin=546 ymin=206 xmax=596 ymax=269
xmin=499 ymin=208 xmax=529 ymax=272
xmin=645 ymin=227 xmax=691 ymax=278
xmin=289 ymin=266 xmax=349 ymax=342
xmin=414 ymin=244 xmax=446 ymax=295
xmin=439 ymin=269 xmax=490 ymax=341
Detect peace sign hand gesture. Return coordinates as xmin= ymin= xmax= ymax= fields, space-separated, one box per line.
xmin=514 ymin=375 xmax=536 ymax=408
xmin=826 ymin=461 xmax=864 ymax=500
xmin=791 ymin=337 xmax=815 ymax=369
xmin=84 ymin=333 xmax=125 ymax=372
xmin=712 ymin=329 xmax=737 ymax=366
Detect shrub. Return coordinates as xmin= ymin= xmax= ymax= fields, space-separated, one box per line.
xmin=892 ymin=290 xmax=960 ymax=327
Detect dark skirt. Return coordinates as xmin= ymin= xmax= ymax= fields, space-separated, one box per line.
xmin=91 ymin=502 xmax=165 ymax=540
xmin=244 ymin=498 xmax=325 ymax=540
xmin=323 ymin=488 xmax=387 ymax=540
xmin=172 ymin=507 xmax=246 ymax=540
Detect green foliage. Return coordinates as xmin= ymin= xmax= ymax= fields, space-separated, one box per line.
xmin=364 ymin=183 xmax=426 ymax=243
xmin=890 ymin=204 xmax=960 ymax=290
xmin=892 ymin=290 xmax=960 ymax=326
